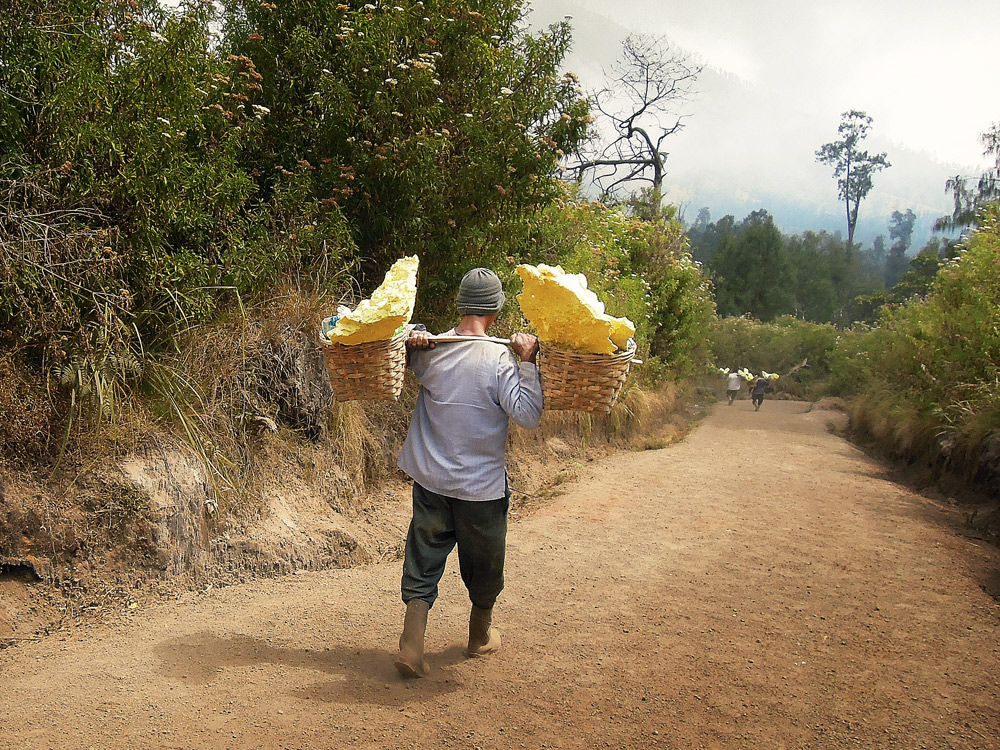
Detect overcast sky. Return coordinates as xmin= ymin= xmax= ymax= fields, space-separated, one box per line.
xmin=527 ymin=0 xmax=999 ymax=241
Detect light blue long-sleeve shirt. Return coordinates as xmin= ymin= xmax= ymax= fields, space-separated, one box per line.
xmin=397 ymin=330 xmax=544 ymax=501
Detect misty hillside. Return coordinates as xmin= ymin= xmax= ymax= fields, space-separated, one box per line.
xmin=529 ymin=0 xmax=968 ymax=248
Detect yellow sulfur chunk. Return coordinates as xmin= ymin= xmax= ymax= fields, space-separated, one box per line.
xmin=326 ymin=255 xmax=419 ymax=345
xmin=515 ymin=263 xmax=635 ymax=355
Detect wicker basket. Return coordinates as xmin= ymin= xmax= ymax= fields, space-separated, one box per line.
xmin=538 ymin=338 xmax=637 ymax=414
xmin=319 ymin=326 xmax=410 ymax=401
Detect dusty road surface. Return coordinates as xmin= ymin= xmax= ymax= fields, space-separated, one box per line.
xmin=2 ymin=400 xmax=999 ymax=750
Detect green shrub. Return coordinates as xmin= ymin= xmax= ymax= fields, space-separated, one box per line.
xmin=709 ymin=315 xmax=841 ymax=399
xmin=0 ymin=0 xmax=587 ymax=451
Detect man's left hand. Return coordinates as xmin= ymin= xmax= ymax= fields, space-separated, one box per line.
xmin=510 ymin=333 xmax=538 ymax=363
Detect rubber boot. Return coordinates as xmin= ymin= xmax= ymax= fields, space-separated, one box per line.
xmin=395 ymin=599 xmax=430 ymax=678
xmin=465 ymin=605 xmax=501 ymax=657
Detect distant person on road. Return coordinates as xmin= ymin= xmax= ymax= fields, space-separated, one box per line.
xmin=394 ymin=268 xmax=543 ymax=679
xmin=726 ymin=370 xmax=742 ymax=406
xmin=751 ymin=375 xmax=770 ymax=411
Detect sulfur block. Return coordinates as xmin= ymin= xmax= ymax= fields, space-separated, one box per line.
xmin=515 ymin=263 xmax=635 ymax=355
xmin=326 ymin=255 xmax=419 ymax=345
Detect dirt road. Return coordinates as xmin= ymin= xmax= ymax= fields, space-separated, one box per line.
xmin=2 ymin=400 xmax=998 ymax=749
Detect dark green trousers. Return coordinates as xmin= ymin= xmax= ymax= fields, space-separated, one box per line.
xmin=401 ymin=482 xmax=509 ymax=610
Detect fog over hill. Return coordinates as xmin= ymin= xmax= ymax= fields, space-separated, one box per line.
xmin=527 ymin=0 xmax=989 ymax=249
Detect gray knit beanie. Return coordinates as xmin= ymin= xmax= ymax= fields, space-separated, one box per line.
xmin=456 ymin=268 xmax=506 ymax=315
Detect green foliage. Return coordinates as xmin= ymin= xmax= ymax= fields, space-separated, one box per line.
xmin=1 ymin=0 xmax=584 ymax=455
xmin=709 ymin=210 xmax=794 ymax=321
xmin=852 ymin=235 xmax=962 ymax=323
xmin=223 ymin=0 xmax=590 ymax=301
xmin=0 ymin=0 xmax=345 ymax=439
xmin=504 ymin=186 xmax=715 ymax=379
xmin=691 ymin=208 xmax=896 ymax=326
xmin=836 ymin=207 xmax=1000 ymax=487
xmin=884 ymin=208 xmax=916 ymax=288
xmin=709 ymin=316 xmax=841 ymax=400
xmin=1 ymin=0 xmax=713 ymax=496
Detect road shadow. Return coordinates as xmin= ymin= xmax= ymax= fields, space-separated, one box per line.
xmin=155 ymin=631 xmax=463 ymax=705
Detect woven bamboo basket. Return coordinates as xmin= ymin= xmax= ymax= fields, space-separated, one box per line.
xmin=538 ymin=338 xmax=637 ymax=414
xmin=319 ymin=326 xmax=410 ymax=401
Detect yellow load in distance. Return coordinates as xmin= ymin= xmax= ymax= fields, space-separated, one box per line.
xmin=515 ymin=263 xmax=635 ymax=355
xmin=325 ymin=255 xmax=419 ymax=345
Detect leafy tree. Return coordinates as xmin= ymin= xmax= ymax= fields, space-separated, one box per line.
xmin=709 ymin=210 xmax=794 ymax=320
xmin=815 ymin=110 xmax=890 ymax=248
xmin=0 ymin=0 xmax=593 ymax=444
xmin=0 ymin=0 xmax=274 ymax=361
xmin=690 ymin=207 xmax=712 ymax=234
xmin=890 ymin=247 xmax=943 ymax=300
xmin=785 ymin=231 xmax=840 ymax=323
xmin=569 ymin=34 xmax=701 ymax=202
xmin=852 ymin=235 xmax=960 ymax=321
xmin=787 ymin=229 xmax=882 ymax=325
xmin=870 ymin=234 xmax=887 ymax=266
xmin=223 ymin=0 xmax=590 ymax=303
xmin=702 ymin=210 xmax=883 ymax=325
xmin=937 ymin=122 xmax=1000 ymax=231
xmin=687 ymin=211 xmax=735 ymax=265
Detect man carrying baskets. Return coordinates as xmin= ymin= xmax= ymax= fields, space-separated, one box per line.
xmin=394 ymin=268 xmax=543 ymax=678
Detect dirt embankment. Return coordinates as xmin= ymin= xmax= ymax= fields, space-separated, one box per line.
xmin=1 ymin=399 xmax=998 ymax=750
xmin=0 ymin=383 xmax=689 ymax=643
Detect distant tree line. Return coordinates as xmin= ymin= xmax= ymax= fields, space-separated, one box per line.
xmin=687 ymin=207 xmax=959 ymax=326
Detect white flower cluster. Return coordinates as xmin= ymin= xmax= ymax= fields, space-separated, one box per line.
xmin=410 ymin=52 xmax=440 ymax=72
xmin=380 ymin=51 xmax=442 ymax=89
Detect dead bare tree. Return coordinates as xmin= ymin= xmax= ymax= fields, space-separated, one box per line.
xmin=570 ymin=34 xmax=701 ymax=202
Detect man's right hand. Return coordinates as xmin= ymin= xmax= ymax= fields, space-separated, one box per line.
xmin=407 ymin=330 xmax=435 ymax=349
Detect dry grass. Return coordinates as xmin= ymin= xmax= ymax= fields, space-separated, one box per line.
xmin=0 ymin=353 xmax=55 ymax=461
